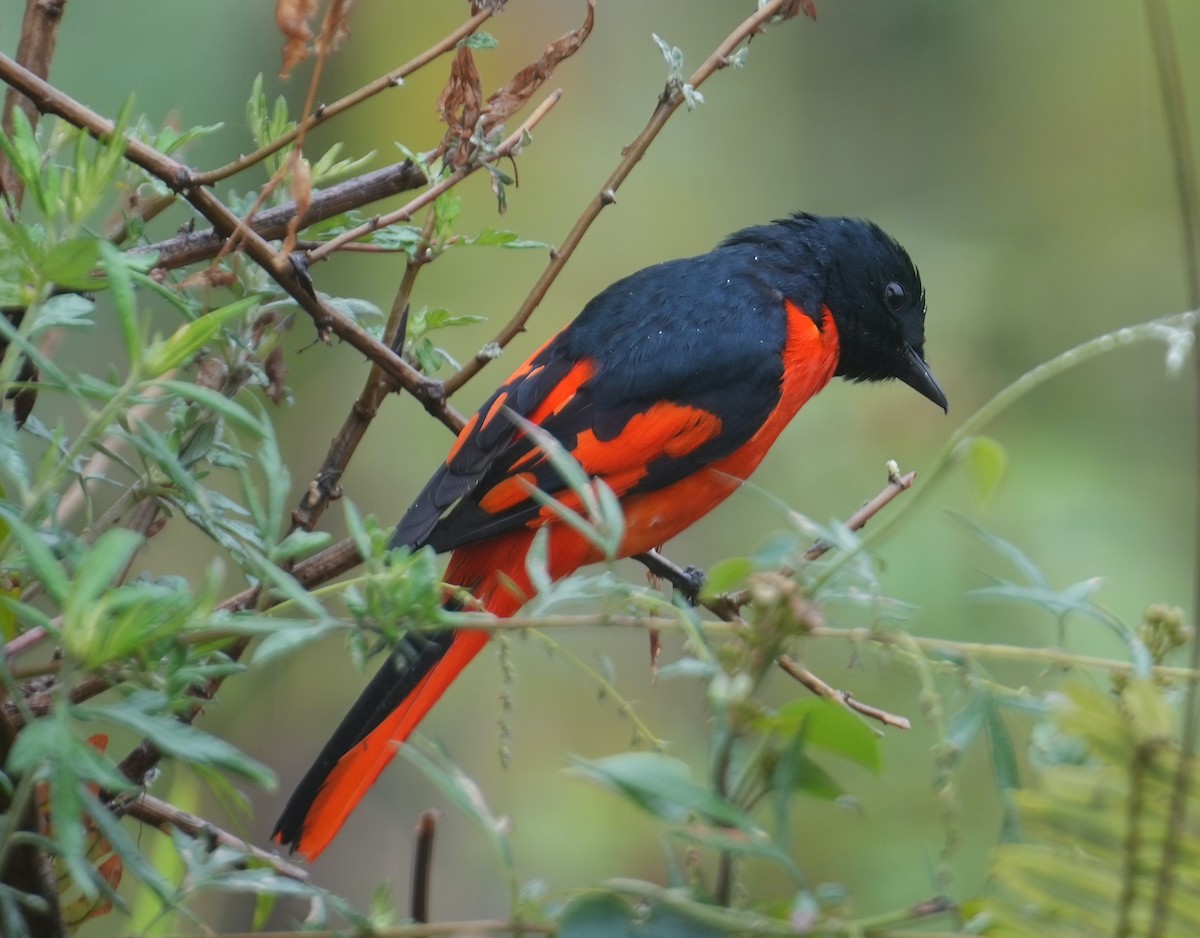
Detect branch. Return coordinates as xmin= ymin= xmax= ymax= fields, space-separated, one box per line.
xmin=410 ymin=809 xmax=440 ymax=923
xmin=115 ymin=792 xmax=309 ymax=882
xmin=194 ymin=7 xmax=497 ymax=186
xmin=0 ymin=0 xmax=69 ymax=210
xmin=0 ymin=51 xmax=466 ymax=434
xmin=777 ymin=654 xmax=911 ymax=731
xmin=304 ymin=90 xmax=563 ymax=263
xmin=291 ymin=211 xmax=438 ymax=534
xmin=1143 ymin=4 xmax=1200 ymax=936
xmin=134 ymin=159 xmax=428 ymax=271
xmin=442 ymin=0 xmax=811 ymax=397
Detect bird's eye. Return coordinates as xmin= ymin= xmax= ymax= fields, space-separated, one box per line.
xmin=883 ymin=281 xmax=907 ymax=313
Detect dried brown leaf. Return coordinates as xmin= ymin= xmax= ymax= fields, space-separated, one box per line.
xmin=264 ymin=346 xmax=288 ymax=404
xmin=179 ymin=266 xmax=238 ymax=291
xmin=276 ymin=0 xmax=319 ymax=77
xmin=436 ymin=47 xmax=484 ymax=169
xmin=282 ymin=152 xmax=313 ymax=255
xmin=316 ymin=0 xmax=355 ymax=55
xmin=481 ymin=0 xmax=595 ymax=136
xmin=781 ymin=0 xmax=818 ymax=20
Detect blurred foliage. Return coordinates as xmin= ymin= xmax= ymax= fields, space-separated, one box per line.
xmin=0 ymin=1 xmax=1197 ymax=937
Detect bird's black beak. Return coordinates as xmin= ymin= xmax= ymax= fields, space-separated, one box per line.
xmin=900 ymin=345 xmax=948 ymax=413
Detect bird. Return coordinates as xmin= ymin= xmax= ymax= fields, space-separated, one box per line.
xmin=272 ymin=212 xmax=947 ymax=861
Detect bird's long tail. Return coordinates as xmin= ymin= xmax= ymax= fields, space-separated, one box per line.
xmin=272 ymin=530 xmax=560 ymax=861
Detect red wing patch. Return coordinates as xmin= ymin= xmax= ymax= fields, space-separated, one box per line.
xmin=572 ymin=402 xmax=724 ymax=474
xmin=527 ymin=360 xmax=595 ymax=424
xmin=478 ymin=471 xmax=538 ymax=514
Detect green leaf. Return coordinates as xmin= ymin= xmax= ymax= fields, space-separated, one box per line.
xmin=640 ymin=904 xmax=729 ymax=938
xmin=698 ymin=557 xmax=753 ymax=600
xmin=571 ymin=753 xmax=760 ymax=829
xmin=651 ymin=34 xmax=684 ymax=83
xmin=558 ymin=894 xmax=636 ymax=938
xmin=29 ymin=293 xmax=95 ymax=337
xmin=671 ymin=818 xmax=800 ymax=875
xmin=81 ymin=788 xmax=175 ymax=903
xmin=155 ymin=379 xmax=266 ymax=437
xmin=467 ymin=227 xmax=548 ymax=249
xmin=761 ymin=698 xmax=882 ymax=773
xmin=786 ymin=752 xmax=845 ymax=801
xmin=0 ymin=508 xmax=70 ymax=603
xmin=343 ymin=500 xmax=373 ymax=562
xmin=98 ymin=242 xmax=141 ymax=370
xmin=457 ymin=31 xmax=499 ymax=50
xmin=6 ymin=714 xmax=58 ymax=774
xmin=251 ymin=619 xmax=340 ymax=665
xmin=433 ymin=189 xmax=462 ymax=241
xmin=0 ymin=109 xmax=44 ymax=210
xmin=41 ymin=237 xmax=102 ymax=289
xmin=68 ymin=528 xmax=142 ymax=610
xmin=947 ymin=688 xmax=988 ymax=755
xmin=51 ymin=746 xmax=97 ymax=899
xmin=269 ymin=528 xmax=331 ymax=564
xmin=82 ymin=695 xmax=275 ymax=788
xmin=144 ymin=294 xmax=261 ymax=377
xmin=950 ymin=513 xmax=1049 ymax=588
xmin=399 ymin=738 xmax=516 ymax=880
xmin=962 ymin=434 xmax=1008 ymax=508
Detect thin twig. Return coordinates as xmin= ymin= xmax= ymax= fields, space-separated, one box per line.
xmin=291 ymin=211 xmax=438 ymax=533
xmin=134 ymin=160 xmax=428 ymax=271
xmin=305 ymin=90 xmax=563 ymax=263
xmin=0 ymin=0 xmax=69 ymax=210
xmin=1143 ymin=3 xmax=1200 ymax=935
xmin=777 ymin=655 xmax=911 ymax=731
xmin=194 ymin=8 xmax=497 ymax=186
xmin=442 ymin=0 xmax=809 ymax=397
xmin=643 ymin=470 xmax=917 ymax=613
xmin=0 ymin=51 xmax=466 ymax=434
xmin=410 ymin=809 xmax=440 ymax=924
xmin=115 ymin=791 xmax=309 ymax=882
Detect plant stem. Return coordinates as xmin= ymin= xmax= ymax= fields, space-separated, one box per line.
xmin=1143 ymin=2 xmax=1200 ymax=935
xmin=811 ymin=312 xmax=1198 ymax=594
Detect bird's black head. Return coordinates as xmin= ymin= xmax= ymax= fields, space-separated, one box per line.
xmin=725 ymin=213 xmax=947 ymax=412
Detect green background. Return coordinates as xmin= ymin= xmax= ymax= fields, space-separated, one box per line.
xmin=6 ymin=0 xmax=1198 ymax=929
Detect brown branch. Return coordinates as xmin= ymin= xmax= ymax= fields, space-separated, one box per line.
xmin=0 ymin=51 xmax=465 ymax=434
xmin=134 ymin=159 xmax=428 ymax=271
xmin=442 ymin=0 xmax=810 ymax=397
xmin=410 ymin=809 xmax=440 ymax=923
xmin=0 ymin=0 xmax=69 ymax=211
xmin=305 ymin=89 xmax=563 ymax=264
xmin=195 ymin=7 xmax=497 ymax=186
xmin=115 ymin=792 xmax=309 ymax=882
xmin=777 ymin=655 xmax=911 ymax=731
xmin=644 ymin=469 xmax=917 ymax=611
xmin=804 ymin=466 xmax=916 ymax=563
xmin=291 ymin=211 xmax=438 ymax=533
